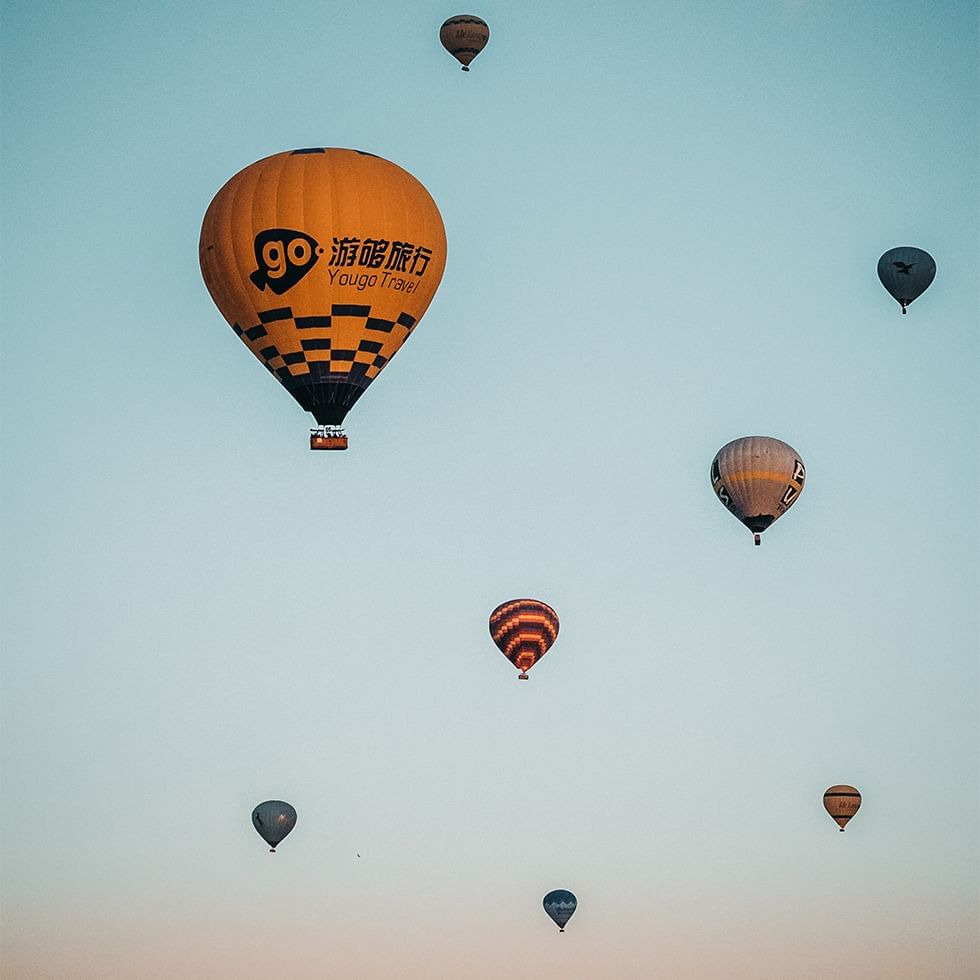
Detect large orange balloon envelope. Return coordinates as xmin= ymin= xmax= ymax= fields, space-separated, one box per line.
xmin=200 ymin=149 xmax=447 ymax=440
xmin=489 ymin=599 xmax=559 ymax=680
xmin=440 ymin=15 xmax=489 ymax=71
xmin=711 ymin=436 xmax=806 ymax=545
xmin=823 ymin=785 xmax=861 ymax=831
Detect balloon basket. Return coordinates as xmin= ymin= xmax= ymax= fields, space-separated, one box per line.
xmin=753 ymin=533 xmax=761 ymax=546
xmin=311 ymin=428 xmax=348 ymax=451
xmin=518 ymin=672 xmax=529 ymax=681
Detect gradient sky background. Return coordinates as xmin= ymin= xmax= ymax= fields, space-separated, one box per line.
xmin=2 ymin=2 xmax=978 ymax=978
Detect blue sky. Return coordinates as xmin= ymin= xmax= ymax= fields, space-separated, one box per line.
xmin=2 ymin=2 xmax=977 ymax=977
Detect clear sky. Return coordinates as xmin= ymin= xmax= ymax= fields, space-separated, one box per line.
xmin=2 ymin=2 xmax=977 ymax=978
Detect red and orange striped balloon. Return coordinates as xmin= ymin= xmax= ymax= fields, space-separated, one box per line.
xmin=489 ymin=599 xmax=559 ymax=680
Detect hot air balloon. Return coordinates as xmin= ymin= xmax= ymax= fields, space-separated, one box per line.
xmin=200 ymin=149 xmax=447 ymax=450
xmin=543 ymin=890 xmax=577 ymax=932
xmin=710 ymin=436 xmax=806 ymax=545
xmin=823 ymin=785 xmax=861 ymax=832
xmin=877 ymin=247 xmax=935 ymax=314
xmin=489 ymin=599 xmax=559 ymax=680
xmin=440 ymin=15 xmax=489 ymax=71
xmin=252 ymin=800 xmax=297 ymax=852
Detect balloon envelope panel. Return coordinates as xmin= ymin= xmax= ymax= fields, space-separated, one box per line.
xmin=200 ymin=148 xmax=447 ymax=426
xmin=877 ymin=247 xmax=936 ymax=311
xmin=543 ymin=889 xmax=577 ymax=930
xmin=710 ymin=436 xmax=806 ymax=538
xmin=251 ymin=800 xmax=297 ymax=848
xmin=489 ymin=599 xmax=560 ymax=675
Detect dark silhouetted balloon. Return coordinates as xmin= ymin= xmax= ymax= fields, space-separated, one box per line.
xmin=711 ymin=436 xmax=806 ymax=545
xmin=440 ymin=15 xmax=489 ymax=71
xmin=877 ymin=247 xmax=935 ymax=314
xmin=823 ymin=785 xmax=861 ymax=832
xmin=489 ymin=599 xmax=559 ymax=680
xmin=252 ymin=800 xmax=297 ymax=852
xmin=543 ymin=890 xmax=577 ymax=932
xmin=200 ymin=149 xmax=446 ymax=447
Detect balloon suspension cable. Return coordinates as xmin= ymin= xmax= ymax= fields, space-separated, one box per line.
xmin=754 ymin=533 xmax=761 ymax=546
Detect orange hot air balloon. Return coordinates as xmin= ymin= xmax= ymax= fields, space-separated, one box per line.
xmin=200 ymin=148 xmax=447 ymax=449
xmin=489 ymin=599 xmax=559 ymax=680
xmin=710 ymin=436 xmax=806 ymax=545
xmin=823 ymin=785 xmax=861 ymax=832
xmin=440 ymin=15 xmax=489 ymax=71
